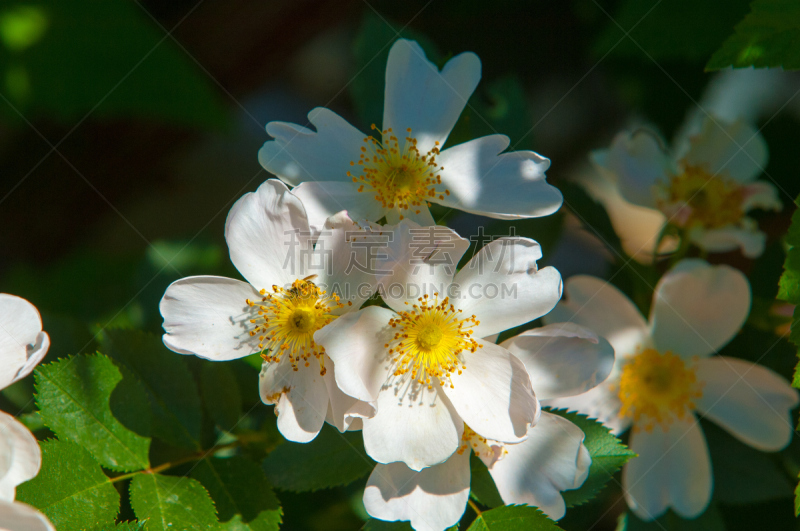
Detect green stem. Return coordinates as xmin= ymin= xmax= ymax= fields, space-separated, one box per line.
xmin=467 ymin=498 xmax=483 ymax=517
xmin=668 ymin=230 xmax=692 ymax=268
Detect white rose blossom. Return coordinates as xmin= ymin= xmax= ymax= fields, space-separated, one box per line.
xmin=314 ymin=222 xmax=563 ymax=472
xmin=585 ymin=116 xmax=781 ymax=263
xmin=160 ymin=179 xmax=381 ymax=443
xmin=361 ymin=323 xmax=615 ymax=531
xmin=258 ymin=38 xmax=562 ymax=230
xmin=0 ymin=294 xmax=54 ymax=531
xmin=545 ymin=260 xmax=799 ymax=520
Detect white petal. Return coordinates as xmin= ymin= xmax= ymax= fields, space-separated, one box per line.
xmin=695 ymin=357 xmax=799 ymax=451
xmin=0 ymin=413 xmax=40 ymax=501
xmin=442 ymin=341 xmax=538 ymax=444
xmin=435 ymin=135 xmax=562 ymax=219
xmin=488 ymin=411 xmax=590 ymax=520
xmin=363 ymin=381 xmax=463 ymax=471
xmin=383 ymin=39 xmax=480 ymax=153
xmin=292 ymin=181 xmax=385 ymax=232
xmin=314 ymin=306 xmax=396 ymax=402
xmin=225 ymin=179 xmax=311 ymax=290
xmin=500 ymin=323 xmax=615 ymax=400
xmin=742 ymin=181 xmax=782 ymax=212
xmin=259 ymin=357 xmax=329 ymax=443
xmin=0 ymin=294 xmax=48 ymax=390
xmin=623 ymin=417 xmax=712 ymax=521
xmin=363 ymin=450 xmax=470 ymax=531
xmin=682 ymin=118 xmax=768 ymax=183
xmin=160 ymin=276 xmax=261 ymax=361
xmin=259 ymin=107 xmax=366 ymax=186
xmin=323 ymin=361 xmax=376 ymax=432
xmin=384 ymin=205 xmax=436 ymax=227
xmin=316 ymin=211 xmax=385 ymax=309
xmin=453 ymin=238 xmax=562 ymax=338
xmin=544 ymin=275 xmax=649 ymax=358
xmin=687 ymin=224 xmax=766 ymax=258
xmin=592 ymin=129 xmax=674 ymax=209
xmin=544 ymin=382 xmax=629 ymax=435
xmin=377 ymin=220 xmax=468 ymax=312
xmin=0 ymin=500 xmax=54 ymax=531
xmin=577 ymin=166 xmax=676 ymax=264
xmin=649 ymin=259 xmax=750 ymax=359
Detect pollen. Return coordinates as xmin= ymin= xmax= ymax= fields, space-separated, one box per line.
xmin=658 ymin=165 xmax=744 ymax=229
xmin=456 ymin=426 xmax=507 ymax=463
xmin=348 ymin=125 xmax=448 ymax=219
xmin=617 ymin=348 xmax=703 ymax=432
xmin=385 ymin=293 xmax=480 ymax=389
xmin=247 ymin=278 xmax=343 ymax=375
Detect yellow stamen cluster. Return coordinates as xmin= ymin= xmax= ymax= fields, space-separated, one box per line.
xmin=659 ymin=165 xmax=744 ymax=229
xmin=348 ymin=125 xmax=450 ymax=219
xmin=385 ymin=294 xmax=480 ymax=389
xmin=456 ymin=426 xmax=507 ymax=462
xmin=617 ymin=348 xmax=703 ymax=432
xmin=246 ymin=278 xmax=343 ymax=375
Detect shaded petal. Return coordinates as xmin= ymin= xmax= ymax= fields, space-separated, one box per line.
xmin=314 ymin=306 xmax=396 ymax=402
xmin=384 ymin=205 xmax=436 ymax=227
xmin=682 ymin=118 xmax=768 ymax=183
xmin=687 ymin=224 xmax=766 ymax=259
xmin=592 ymin=129 xmax=674 ymax=209
xmin=363 ymin=450 xmax=470 ymax=531
xmin=383 ymin=39 xmax=480 ymax=153
xmin=442 ymin=341 xmax=539 ymax=443
xmin=225 ymin=179 xmax=311 ymax=289
xmin=453 ymin=238 xmax=562 ymax=338
xmin=742 ymin=181 xmax=782 ymax=212
xmin=160 ymin=276 xmax=261 ymax=361
xmin=501 ymin=323 xmax=615 ymax=400
xmin=0 ymin=500 xmax=54 ymax=531
xmin=435 ymin=135 xmax=562 ymax=219
xmin=0 ymin=294 xmax=48 ymax=390
xmin=323 ymin=361 xmax=376 ymax=432
xmin=544 ymin=382 xmax=629 ymax=435
xmin=695 ymin=357 xmax=799 ymax=452
xmin=0 ymin=413 xmax=40 ymax=501
xmin=259 ymin=107 xmax=365 ymax=186
xmin=649 ymin=259 xmax=750 ymax=359
xmin=489 ymin=411 xmax=590 ymax=520
xmin=377 ymin=221 xmax=468 ymax=312
xmin=623 ymin=417 xmax=712 ymax=521
xmin=292 ymin=181 xmax=385 ymax=233
xmin=544 ymin=275 xmax=649 ymax=358
xmin=363 ymin=381 xmax=463 ymax=471
xmin=259 ymin=357 xmax=329 ymax=443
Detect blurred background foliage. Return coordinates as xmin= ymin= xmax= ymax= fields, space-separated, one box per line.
xmin=2 ymin=0 xmax=800 ymax=530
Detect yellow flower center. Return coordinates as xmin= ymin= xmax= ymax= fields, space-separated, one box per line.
xmin=659 ymin=165 xmax=744 ymax=229
xmin=385 ymin=294 xmax=480 ymax=388
xmin=617 ymin=348 xmax=703 ymax=432
xmin=247 ymin=278 xmax=344 ymax=375
xmin=348 ymin=125 xmax=450 ymax=219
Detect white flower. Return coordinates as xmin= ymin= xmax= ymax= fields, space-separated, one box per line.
xmin=314 ymin=222 xmax=562 ymax=471
xmin=160 ymin=179 xmax=379 ymax=443
xmin=361 ymin=323 xmax=615 ymax=531
xmin=586 ymin=116 xmax=781 ymax=262
xmin=545 ymin=260 xmax=799 ymax=520
xmin=0 ymin=294 xmax=54 ymax=531
xmin=258 ymin=39 xmax=562 ymax=230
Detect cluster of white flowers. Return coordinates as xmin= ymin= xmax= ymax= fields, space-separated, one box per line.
xmin=156 ymin=38 xmax=798 ymax=529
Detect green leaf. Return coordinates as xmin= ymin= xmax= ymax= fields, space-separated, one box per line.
xmin=200 ymin=362 xmax=243 ymax=433
xmin=263 ymin=424 xmax=373 ymax=492
xmin=191 ymin=456 xmax=281 ymax=531
xmin=594 ymin=0 xmax=751 ymax=62
xmin=469 ymin=453 xmax=503 ymax=509
xmin=350 ymin=12 xmax=441 ymax=129
xmin=34 ymin=354 xmax=150 ymax=471
xmin=618 ymin=505 xmax=725 ymax=531
xmin=93 ymin=522 xmax=146 ymax=531
xmin=0 ymin=0 xmax=227 ymax=127
xmin=17 ymin=440 xmax=120 ymax=529
xmin=363 ymin=521 xmax=413 ymax=531
xmin=707 ymin=0 xmax=800 ymax=70
xmin=130 ymin=474 xmax=218 ymax=531
xmin=467 ymin=505 xmax=563 ymax=531
xmin=99 ymin=329 xmax=202 ymax=449
xmin=547 ymin=409 xmax=635 ymax=507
